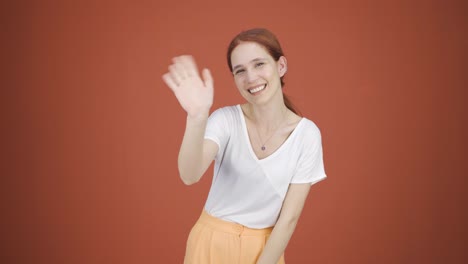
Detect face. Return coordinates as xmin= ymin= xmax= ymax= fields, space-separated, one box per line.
xmin=230 ymin=42 xmax=287 ymax=105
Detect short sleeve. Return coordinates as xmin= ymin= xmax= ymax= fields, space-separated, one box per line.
xmin=204 ymin=108 xmax=230 ymax=159
xmin=291 ymin=125 xmax=327 ymax=185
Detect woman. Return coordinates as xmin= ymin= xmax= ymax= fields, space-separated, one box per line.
xmin=162 ymin=28 xmax=327 ymax=264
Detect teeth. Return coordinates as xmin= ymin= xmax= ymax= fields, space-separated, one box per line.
xmin=249 ymin=84 xmax=266 ymax=94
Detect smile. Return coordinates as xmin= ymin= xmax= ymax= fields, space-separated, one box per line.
xmin=248 ymin=84 xmax=267 ymax=94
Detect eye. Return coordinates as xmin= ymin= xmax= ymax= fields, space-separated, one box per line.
xmin=234 ymin=69 xmax=245 ymax=75
xmin=255 ymin=62 xmax=265 ymax=67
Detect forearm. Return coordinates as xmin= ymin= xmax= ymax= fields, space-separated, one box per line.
xmin=178 ymin=112 xmax=209 ymax=185
xmin=257 ymin=219 xmax=298 ymax=264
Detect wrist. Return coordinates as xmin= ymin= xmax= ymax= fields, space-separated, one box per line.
xmin=187 ymin=110 xmax=209 ymax=121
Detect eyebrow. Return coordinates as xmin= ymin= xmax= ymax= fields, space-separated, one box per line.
xmin=232 ymin=58 xmax=266 ymax=71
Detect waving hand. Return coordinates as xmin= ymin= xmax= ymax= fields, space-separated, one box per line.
xmin=162 ymin=55 xmax=214 ymax=117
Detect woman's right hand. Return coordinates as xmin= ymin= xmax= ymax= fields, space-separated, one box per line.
xmin=162 ymin=55 xmax=214 ymax=118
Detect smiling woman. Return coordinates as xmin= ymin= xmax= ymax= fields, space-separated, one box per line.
xmin=162 ymin=28 xmax=327 ymax=264
xmin=230 ymin=42 xmax=285 ymax=105
xmin=227 ymin=28 xmax=299 ymax=115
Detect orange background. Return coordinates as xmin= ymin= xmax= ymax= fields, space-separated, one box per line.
xmin=4 ymin=0 xmax=467 ymax=263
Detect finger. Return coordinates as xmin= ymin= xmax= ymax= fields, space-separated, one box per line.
xmin=178 ymin=55 xmax=199 ymax=77
xmin=202 ymin=68 xmax=213 ymax=89
xmin=168 ymin=64 xmax=183 ymax=85
xmin=162 ymin=73 xmax=178 ymax=91
xmin=172 ymin=57 xmax=190 ymax=79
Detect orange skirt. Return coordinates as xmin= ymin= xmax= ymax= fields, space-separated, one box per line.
xmin=184 ymin=210 xmax=285 ymax=264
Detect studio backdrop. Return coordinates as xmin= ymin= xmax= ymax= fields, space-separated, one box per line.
xmin=5 ymin=0 xmax=466 ymax=263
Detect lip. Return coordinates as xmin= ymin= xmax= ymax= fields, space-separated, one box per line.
xmin=247 ymin=84 xmax=267 ymax=94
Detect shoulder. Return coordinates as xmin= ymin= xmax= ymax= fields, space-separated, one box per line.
xmin=300 ymin=118 xmax=322 ymax=136
xmin=207 ymin=105 xmax=241 ymax=129
xmin=211 ymin=105 xmax=239 ymax=115
xmin=298 ymin=118 xmax=323 ymax=146
xmin=209 ymin=105 xmax=240 ymax=120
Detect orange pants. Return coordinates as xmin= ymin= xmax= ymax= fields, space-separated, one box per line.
xmin=184 ymin=210 xmax=285 ymax=264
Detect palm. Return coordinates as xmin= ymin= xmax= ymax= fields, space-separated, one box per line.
xmin=162 ymin=55 xmax=214 ymax=116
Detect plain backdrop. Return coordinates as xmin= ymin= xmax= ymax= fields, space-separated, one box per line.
xmin=3 ymin=0 xmax=467 ymax=263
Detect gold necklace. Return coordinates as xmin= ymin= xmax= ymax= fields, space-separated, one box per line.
xmin=253 ymin=110 xmax=288 ymax=151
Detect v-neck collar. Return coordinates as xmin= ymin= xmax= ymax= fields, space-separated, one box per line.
xmin=236 ymin=104 xmax=305 ymax=162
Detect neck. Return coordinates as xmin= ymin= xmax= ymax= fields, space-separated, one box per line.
xmin=244 ymin=99 xmax=289 ymax=131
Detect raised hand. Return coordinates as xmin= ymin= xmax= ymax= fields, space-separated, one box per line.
xmin=162 ymin=55 xmax=214 ymax=118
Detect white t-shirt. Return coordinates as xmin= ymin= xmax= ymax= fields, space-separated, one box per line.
xmin=204 ymin=105 xmax=326 ymax=229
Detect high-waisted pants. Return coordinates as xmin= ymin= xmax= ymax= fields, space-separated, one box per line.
xmin=184 ymin=210 xmax=285 ymax=264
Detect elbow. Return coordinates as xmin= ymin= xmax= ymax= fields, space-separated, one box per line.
xmin=279 ymin=214 xmax=300 ymax=230
xmin=180 ymin=176 xmax=199 ymax=185
xmin=286 ymin=217 xmax=299 ymax=230
xmin=178 ymin=168 xmax=201 ymax=186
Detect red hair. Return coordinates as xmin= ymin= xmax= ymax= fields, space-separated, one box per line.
xmin=227 ymin=28 xmax=300 ymax=115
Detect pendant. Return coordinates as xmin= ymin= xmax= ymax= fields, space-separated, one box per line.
xmin=261 ymin=146 xmax=266 ymax=151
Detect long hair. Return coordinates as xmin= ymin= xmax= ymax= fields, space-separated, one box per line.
xmin=227 ymin=28 xmax=300 ymax=115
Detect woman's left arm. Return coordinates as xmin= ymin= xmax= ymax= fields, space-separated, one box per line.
xmin=256 ymin=183 xmax=311 ymax=264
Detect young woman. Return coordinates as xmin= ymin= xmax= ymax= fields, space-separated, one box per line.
xmin=162 ymin=28 xmax=327 ymax=264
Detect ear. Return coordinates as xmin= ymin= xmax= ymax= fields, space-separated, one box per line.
xmin=277 ymin=56 xmax=287 ymax=77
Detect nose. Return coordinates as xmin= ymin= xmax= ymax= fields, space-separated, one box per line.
xmin=245 ymin=69 xmax=258 ymax=83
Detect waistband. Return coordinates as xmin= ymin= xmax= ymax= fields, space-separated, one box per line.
xmin=197 ymin=210 xmax=273 ymax=236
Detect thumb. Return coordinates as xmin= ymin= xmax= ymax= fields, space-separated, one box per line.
xmin=202 ymin=68 xmax=213 ymax=89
